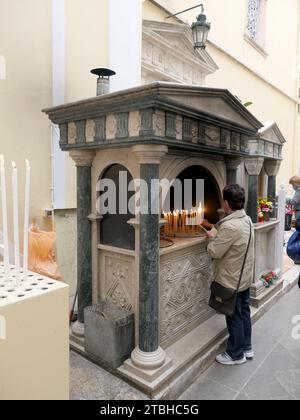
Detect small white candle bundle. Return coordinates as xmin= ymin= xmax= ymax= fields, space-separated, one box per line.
xmin=0 ymin=156 xmax=31 ymax=283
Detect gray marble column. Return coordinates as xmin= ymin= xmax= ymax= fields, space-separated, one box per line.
xmin=130 ymin=145 xmax=169 ymax=371
xmin=70 ymin=150 xmax=96 ymax=337
xmin=245 ymin=157 xmax=264 ymax=223
xmin=225 ymin=157 xmax=242 ymax=185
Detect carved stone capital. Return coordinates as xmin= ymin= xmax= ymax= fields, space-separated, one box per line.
xmin=225 ymin=157 xmax=243 ymax=171
xmin=244 ymin=157 xmax=264 ymax=176
xmin=69 ymin=150 xmax=96 ymax=167
xmin=264 ymin=159 xmax=282 ymax=177
xmin=132 ymin=145 xmax=168 ymax=164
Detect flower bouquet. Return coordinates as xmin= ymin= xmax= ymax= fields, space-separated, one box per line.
xmin=257 ymin=197 xmax=274 ymax=222
xmin=261 ymin=271 xmax=279 ymax=288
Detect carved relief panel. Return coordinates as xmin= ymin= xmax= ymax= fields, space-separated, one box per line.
xmin=160 ymin=244 xmax=214 ymax=347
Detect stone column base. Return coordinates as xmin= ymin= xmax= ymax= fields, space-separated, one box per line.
xmin=120 ymin=353 xmax=173 ymax=384
xmin=72 ymin=321 xmax=85 ymax=338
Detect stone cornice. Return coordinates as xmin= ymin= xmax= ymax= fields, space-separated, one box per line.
xmin=43 ymin=82 xmax=262 ymax=132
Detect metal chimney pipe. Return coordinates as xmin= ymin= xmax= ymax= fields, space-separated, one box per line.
xmin=90 ymin=68 xmax=116 ymax=96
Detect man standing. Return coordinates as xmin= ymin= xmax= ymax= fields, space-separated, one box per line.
xmin=206 ymin=184 xmax=255 ymax=366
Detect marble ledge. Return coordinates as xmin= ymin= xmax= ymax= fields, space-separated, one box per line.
xmin=98 ymin=244 xmax=136 ymax=257
xmin=160 ymin=235 xmax=207 ymax=256
xmin=253 ymin=220 xmax=279 ymax=232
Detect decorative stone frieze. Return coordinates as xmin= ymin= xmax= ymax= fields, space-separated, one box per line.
xmin=86 ymin=120 xmax=96 ymax=143
xmin=166 ymin=112 xmax=176 ymax=139
xmin=116 ymin=113 xmax=129 ymax=139
xmin=220 ymin=129 xmax=231 ymax=149
xmin=231 ymin=132 xmax=241 ymax=151
xmin=94 ymin=117 xmax=106 ymax=142
xmin=59 ymin=123 xmax=68 ymax=145
xmin=106 ymin=114 xmax=117 ymax=140
xmin=153 ymin=110 xmax=165 ymax=137
xmin=129 ymin=111 xmax=141 ymax=138
xmin=68 ymin=122 xmax=77 ymax=144
xmin=76 ymin=120 xmax=86 ymax=144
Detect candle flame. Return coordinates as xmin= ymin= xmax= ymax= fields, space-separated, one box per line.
xmin=12 ymin=161 xmax=16 ymax=169
xmin=26 ymin=159 xmax=30 ymax=168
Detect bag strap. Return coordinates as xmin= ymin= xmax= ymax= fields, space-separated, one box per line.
xmin=236 ymin=218 xmax=252 ymax=293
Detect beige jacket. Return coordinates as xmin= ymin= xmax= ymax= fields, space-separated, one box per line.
xmin=207 ymin=209 xmax=254 ymax=292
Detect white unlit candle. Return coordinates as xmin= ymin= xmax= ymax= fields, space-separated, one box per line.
xmin=0 ymin=155 xmax=10 ymax=280
xmin=12 ymin=162 xmax=21 ymax=283
xmin=23 ymin=160 xmax=30 ymax=279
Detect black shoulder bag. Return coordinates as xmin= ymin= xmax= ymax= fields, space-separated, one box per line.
xmin=209 ymin=220 xmax=252 ymax=317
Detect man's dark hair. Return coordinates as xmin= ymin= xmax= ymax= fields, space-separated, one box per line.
xmin=223 ymin=184 xmax=246 ymax=211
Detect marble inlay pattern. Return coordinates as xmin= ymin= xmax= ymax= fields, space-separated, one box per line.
xmin=205 ymin=126 xmax=220 ymax=147
xmin=231 ymin=132 xmax=241 ymax=151
xmin=175 ymin=115 xmax=183 ymax=141
xmin=106 ymin=115 xmax=117 ymax=140
xmin=59 ymin=123 xmax=68 ymax=145
xmin=129 ymin=111 xmax=141 ymax=138
xmin=68 ymin=122 xmax=77 ymax=144
xmin=86 ymin=120 xmax=96 ymax=143
xmin=153 ymin=110 xmax=165 ymax=137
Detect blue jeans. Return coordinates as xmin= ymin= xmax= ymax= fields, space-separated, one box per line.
xmin=226 ymin=288 xmax=252 ymax=360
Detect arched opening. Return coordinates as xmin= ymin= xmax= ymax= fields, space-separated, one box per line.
xmin=169 ymin=165 xmax=222 ymax=225
xmin=98 ymin=164 xmax=135 ymax=250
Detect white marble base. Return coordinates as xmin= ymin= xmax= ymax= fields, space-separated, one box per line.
xmin=72 ymin=321 xmax=85 ymax=338
xmin=131 ymin=346 xmax=166 ymax=370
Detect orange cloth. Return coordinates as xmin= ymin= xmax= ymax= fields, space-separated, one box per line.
xmin=28 ymin=224 xmax=62 ymax=280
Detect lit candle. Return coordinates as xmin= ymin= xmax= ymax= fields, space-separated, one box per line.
xmin=23 ymin=159 xmax=31 ymax=279
xmin=0 ymin=155 xmax=10 ymax=280
xmin=196 ymin=202 xmax=203 ymax=228
xmin=12 ymin=162 xmax=21 ymax=284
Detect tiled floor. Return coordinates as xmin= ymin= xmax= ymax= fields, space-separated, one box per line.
xmin=179 ymin=286 xmax=300 ymax=400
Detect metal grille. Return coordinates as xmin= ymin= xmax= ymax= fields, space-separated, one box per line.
xmin=247 ymin=0 xmax=261 ymax=40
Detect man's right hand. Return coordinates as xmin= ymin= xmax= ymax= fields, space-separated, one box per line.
xmin=201 ymin=219 xmax=214 ymax=230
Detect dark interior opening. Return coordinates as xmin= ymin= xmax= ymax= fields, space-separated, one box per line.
xmin=99 ymin=164 xmax=135 ymax=250
xmin=169 ymin=165 xmax=222 ymax=225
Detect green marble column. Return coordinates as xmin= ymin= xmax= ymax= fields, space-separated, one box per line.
xmin=227 ymin=168 xmax=237 ymax=185
xmin=245 ymin=157 xmax=264 ymax=224
xmin=247 ymin=175 xmax=259 ymax=224
xmin=77 ymin=165 xmax=93 ymax=323
xmin=70 ymin=150 xmax=95 ymax=328
xmin=139 ymin=163 xmax=160 ymax=353
xmin=225 ymin=158 xmax=242 ymax=186
xmin=267 ymin=175 xmax=276 ymax=200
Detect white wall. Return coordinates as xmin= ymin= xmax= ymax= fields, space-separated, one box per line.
xmin=109 ymin=0 xmax=142 ymax=92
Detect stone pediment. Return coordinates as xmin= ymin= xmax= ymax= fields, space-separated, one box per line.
xmin=258 ymin=121 xmax=286 ymax=145
xmin=142 ymin=20 xmax=218 ymax=85
xmin=158 ymin=85 xmax=262 ymax=131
